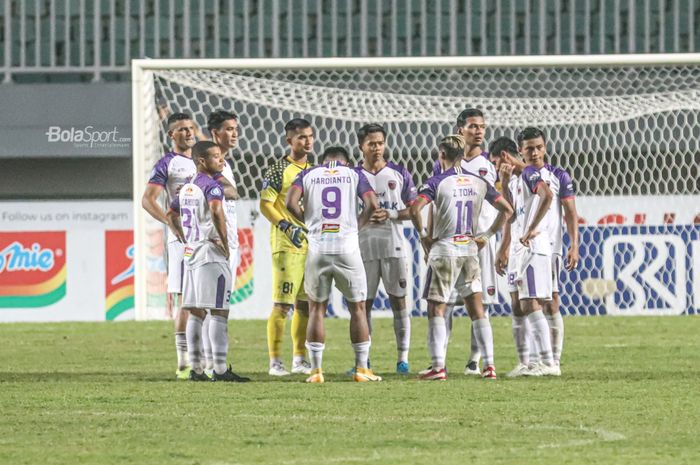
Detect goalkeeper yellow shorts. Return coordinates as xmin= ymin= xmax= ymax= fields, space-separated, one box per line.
xmin=271 ymin=252 xmax=308 ymax=305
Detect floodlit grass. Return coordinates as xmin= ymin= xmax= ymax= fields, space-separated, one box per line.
xmin=1 ymin=316 xmax=698 ymax=465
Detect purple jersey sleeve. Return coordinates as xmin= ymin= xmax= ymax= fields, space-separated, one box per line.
xmin=356 ymin=170 xmax=374 ymax=197
xmin=522 ymin=166 xmax=543 ymax=194
xmin=148 ymin=155 xmax=170 ymax=186
xmin=417 ymin=175 xmax=440 ymax=202
xmin=557 ymin=169 xmax=576 ymax=199
xmin=204 ymin=180 xmax=224 ymax=203
xmin=169 ymin=195 xmax=180 ymax=213
xmin=484 ymin=180 xmax=502 ymax=205
xmin=291 ymin=170 xmax=305 ymax=192
xmin=400 ymin=166 xmax=417 ymax=205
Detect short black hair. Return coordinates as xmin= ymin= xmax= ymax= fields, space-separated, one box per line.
xmin=192 ymin=141 xmax=219 ymax=162
xmin=488 ymin=137 xmax=518 ymax=157
xmin=516 ymin=127 xmax=547 ymax=146
xmin=321 ymin=146 xmax=350 ymax=163
xmin=357 ymin=123 xmax=386 ymax=145
xmin=207 ymin=110 xmax=238 ymax=132
xmin=456 ymin=108 xmax=484 ymax=127
xmin=284 ymin=118 xmax=312 ymax=134
xmin=167 ymin=112 xmax=192 ymax=127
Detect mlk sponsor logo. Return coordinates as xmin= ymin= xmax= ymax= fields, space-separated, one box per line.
xmin=0 ymin=232 xmax=67 ymax=308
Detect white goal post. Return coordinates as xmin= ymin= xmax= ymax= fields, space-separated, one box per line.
xmin=132 ymin=54 xmax=700 ymax=320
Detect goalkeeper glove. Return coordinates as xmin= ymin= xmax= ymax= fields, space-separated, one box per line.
xmin=278 ymin=220 xmax=307 ymax=248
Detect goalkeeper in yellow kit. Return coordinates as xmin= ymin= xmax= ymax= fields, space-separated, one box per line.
xmin=259 ymin=118 xmax=314 ymax=376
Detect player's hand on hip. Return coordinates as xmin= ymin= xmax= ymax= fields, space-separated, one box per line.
xmin=278 ymin=220 xmax=307 ymax=248
xmin=565 ymin=246 xmax=579 ymax=271
xmin=474 ymin=236 xmax=487 ymax=251
xmin=370 ymin=208 xmax=389 ymax=223
xmin=519 ymin=228 xmax=539 ymax=248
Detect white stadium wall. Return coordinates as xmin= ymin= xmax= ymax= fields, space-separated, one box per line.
xmin=0 ymin=196 xmax=698 ymax=322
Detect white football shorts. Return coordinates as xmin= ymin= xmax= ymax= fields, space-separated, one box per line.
xmin=517 ymin=250 xmax=552 ymax=301
xmin=167 ymin=241 xmax=185 ymax=294
xmin=479 ymin=235 xmax=499 ymax=305
xmin=304 ymin=250 xmax=368 ymax=303
xmin=182 ymin=262 xmax=232 ymax=311
xmin=363 ymin=256 xmax=409 ymax=299
xmin=423 ymin=254 xmax=482 ymax=303
xmin=507 ymin=248 xmax=525 ymax=294
xmin=228 ymin=246 xmax=240 ymax=292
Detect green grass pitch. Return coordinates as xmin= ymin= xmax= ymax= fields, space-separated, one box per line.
xmin=1 ymin=316 xmax=699 ymax=465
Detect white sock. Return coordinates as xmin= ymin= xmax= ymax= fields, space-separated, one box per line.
xmin=444 ymin=304 xmax=454 ymax=355
xmin=524 ymin=316 xmax=539 ymax=364
xmin=428 ymin=317 xmax=447 ymax=370
xmin=175 ymin=331 xmax=188 ymax=369
xmin=209 ymin=314 xmax=229 ymax=375
xmin=185 ymin=314 xmax=204 ymax=374
xmin=305 ymin=341 xmax=325 ymax=371
xmin=512 ymin=316 xmax=529 ymax=366
xmin=201 ymin=314 xmax=213 ymax=371
xmin=352 ymin=341 xmax=371 ymax=369
xmin=472 ymin=317 xmax=494 ymax=367
xmin=528 ymin=310 xmax=554 ymax=366
xmin=546 ymin=313 xmax=564 ymax=365
xmin=393 ymin=310 xmax=411 ymax=363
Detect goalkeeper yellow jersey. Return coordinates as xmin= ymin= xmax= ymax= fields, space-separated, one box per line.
xmin=260 ymin=155 xmax=311 ymax=254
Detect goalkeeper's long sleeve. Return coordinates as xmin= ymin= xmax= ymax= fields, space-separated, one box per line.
xmin=259 ymin=198 xmax=285 ymax=227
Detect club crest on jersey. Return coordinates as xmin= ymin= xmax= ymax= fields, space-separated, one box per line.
xmin=321 ymin=223 xmax=340 ymax=234
xmin=184 ymin=246 xmax=193 ymax=258
xmin=185 ymin=186 xmax=194 ymax=195
xmin=479 ymin=168 xmax=488 ymax=177
xmin=388 ymin=180 xmax=397 ymax=190
xmin=487 ymin=286 xmax=495 ymax=296
xmin=456 ymin=176 xmax=472 ymax=186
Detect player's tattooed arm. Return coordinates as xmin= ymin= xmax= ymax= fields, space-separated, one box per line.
xmin=562 ymin=197 xmax=580 ymax=271
xmin=285 ymin=185 xmax=304 ymax=223
xmin=520 ymin=181 xmax=553 ymax=248
xmin=165 ymin=208 xmax=185 ymax=244
xmin=210 ymin=199 xmax=230 ymax=260
xmin=142 ymin=183 xmax=169 ymax=225
xmin=409 ymin=196 xmax=433 ymax=256
xmin=216 ymin=175 xmax=239 ymax=200
xmin=359 ymin=191 xmax=379 ymax=229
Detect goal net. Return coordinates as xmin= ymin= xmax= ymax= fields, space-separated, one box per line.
xmin=132 ymin=55 xmax=700 ymax=319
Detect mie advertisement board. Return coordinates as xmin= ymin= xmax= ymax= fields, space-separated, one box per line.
xmin=0 ymin=232 xmax=67 ymax=308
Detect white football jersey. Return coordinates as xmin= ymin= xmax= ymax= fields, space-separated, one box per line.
xmin=171 ymin=173 xmax=228 ymax=268
xmin=434 ymin=152 xmax=497 ymax=234
xmin=357 ymin=161 xmax=417 ymax=260
xmin=292 ymin=161 xmax=374 ymax=255
xmin=519 ymin=165 xmax=553 ymax=256
xmin=216 ymin=159 xmax=239 ymax=249
xmin=148 ymin=152 xmax=196 ymax=243
xmin=540 ymin=163 xmax=576 ymax=255
xmin=418 ymin=165 xmax=502 ymax=257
